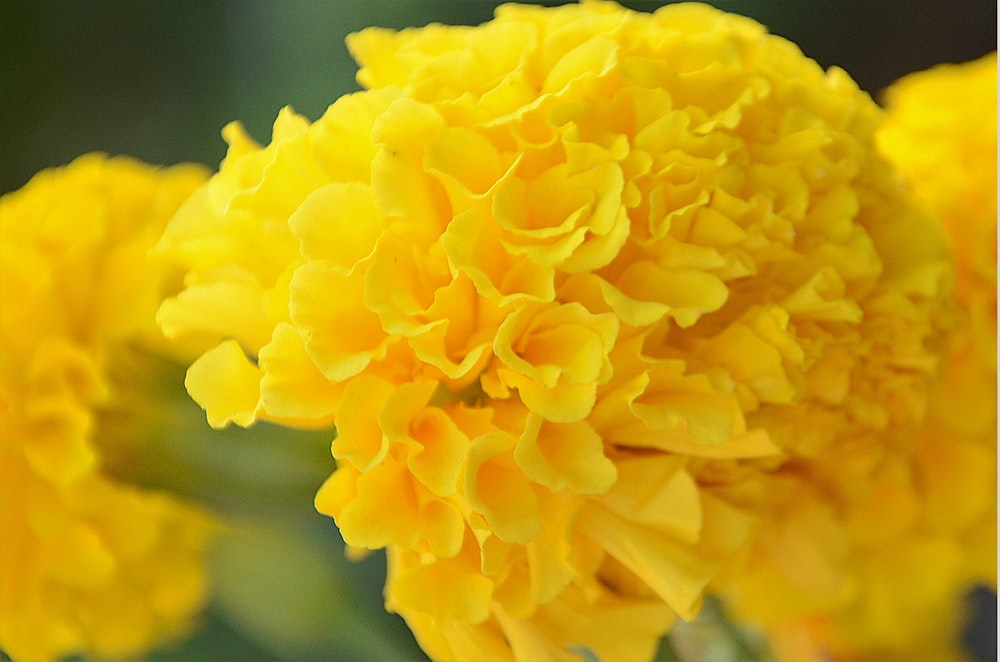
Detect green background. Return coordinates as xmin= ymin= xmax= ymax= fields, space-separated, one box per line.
xmin=0 ymin=2 xmax=995 ymax=661
xmin=1 ymin=0 xmax=995 ymax=194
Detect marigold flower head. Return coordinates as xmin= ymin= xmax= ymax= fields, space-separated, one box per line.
xmin=158 ymin=2 xmax=952 ymax=659
xmin=879 ymin=50 xmax=997 ymax=595
xmin=0 ymin=154 xmax=214 ymax=662
xmin=727 ymin=54 xmax=997 ymax=661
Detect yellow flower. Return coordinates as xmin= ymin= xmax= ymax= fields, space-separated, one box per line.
xmin=158 ymin=2 xmax=951 ymax=659
xmin=880 ymin=53 xmax=997 ymax=321
xmin=728 ymin=54 xmax=997 ymax=661
xmin=0 ymin=154 xmax=214 ymax=661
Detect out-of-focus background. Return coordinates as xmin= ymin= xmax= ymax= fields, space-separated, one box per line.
xmin=1 ymin=0 xmax=996 ymax=194
xmin=1 ymin=2 xmax=994 ymax=661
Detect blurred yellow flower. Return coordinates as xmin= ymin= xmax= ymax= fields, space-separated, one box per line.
xmin=730 ymin=53 xmax=997 ymax=662
xmin=158 ymin=2 xmax=952 ymax=659
xmin=0 ymin=154 xmax=214 ymax=661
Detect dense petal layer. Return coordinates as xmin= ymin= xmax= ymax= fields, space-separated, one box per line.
xmin=727 ymin=53 xmax=997 ymax=661
xmin=158 ymin=3 xmax=961 ymax=661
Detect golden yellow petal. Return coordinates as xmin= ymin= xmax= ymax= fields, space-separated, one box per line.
xmin=184 ymin=340 xmax=260 ymax=428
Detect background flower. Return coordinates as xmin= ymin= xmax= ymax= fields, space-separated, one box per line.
xmin=0 ymin=155 xmax=214 ymax=661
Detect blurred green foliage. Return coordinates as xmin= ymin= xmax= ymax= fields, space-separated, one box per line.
xmin=1 ymin=1 xmax=994 ymax=193
xmin=96 ymin=360 xmax=429 ymax=661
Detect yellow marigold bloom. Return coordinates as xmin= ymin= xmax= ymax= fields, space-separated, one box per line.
xmin=729 ymin=54 xmax=997 ymax=661
xmin=158 ymin=2 xmax=952 ymax=659
xmin=0 ymin=154 xmax=214 ymax=662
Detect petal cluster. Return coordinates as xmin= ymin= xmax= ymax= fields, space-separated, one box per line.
xmin=728 ymin=54 xmax=997 ymax=661
xmin=158 ymin=2 xmax=953 ymax=660
xmin=0 ymin=155 xmax=214 ymax=661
